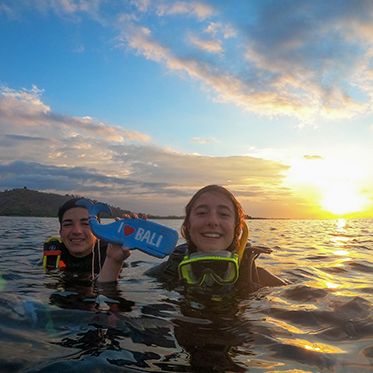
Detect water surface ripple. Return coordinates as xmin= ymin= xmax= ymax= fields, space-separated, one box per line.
xmin=0 ymin=217 xmax=372 ymax=372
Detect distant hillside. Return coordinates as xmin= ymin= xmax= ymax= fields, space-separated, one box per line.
xmin=0 ymin=188 xmax=134 ymax=218
xmin=0 ymin=188 xmax=258 ymax=219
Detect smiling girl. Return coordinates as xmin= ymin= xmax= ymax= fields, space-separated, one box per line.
xmin=146 ymin=185 xmax=286 ymax=292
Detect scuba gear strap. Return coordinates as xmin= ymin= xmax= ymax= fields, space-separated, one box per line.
xmin=237 ymin=222 xmax=249 ymax=263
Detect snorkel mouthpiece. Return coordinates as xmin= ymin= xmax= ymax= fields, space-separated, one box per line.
xmin=76 ymin=198 xmax=178 ymax=258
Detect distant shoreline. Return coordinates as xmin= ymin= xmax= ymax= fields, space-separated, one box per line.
xmin=1 ymin=188 xmax=368 ymax=220
xmin=0 ymin=214 xmax=283 ymax=220
xmin=1 ymin=214 xmax=370 ymax=220
xmin=0 ymin=187 xmax=287 ymax=220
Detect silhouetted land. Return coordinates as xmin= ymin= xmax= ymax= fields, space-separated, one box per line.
xmin=0 ymin=188 xmax=265 ymax=219
xmin=0 ymin=188 xmax=163 ymax=218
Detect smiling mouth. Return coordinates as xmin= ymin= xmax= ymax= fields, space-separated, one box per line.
xmin=70 ymin=238 xmax=85 ymax=244
xmin=202 ymin=232 xmax=222 ymax=238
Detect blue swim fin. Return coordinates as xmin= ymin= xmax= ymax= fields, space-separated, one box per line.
xmin=77 ymin=198 xmax=179 ymax=258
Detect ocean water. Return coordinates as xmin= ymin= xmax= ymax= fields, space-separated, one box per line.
xmin=0 ymin=216 xmax=372 ymax=372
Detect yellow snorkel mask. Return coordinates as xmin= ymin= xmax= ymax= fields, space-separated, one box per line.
xmin=178 ymin=223 xmax=249 ymax=287
xmin=178 ymin=251 xmax=239 ymax=286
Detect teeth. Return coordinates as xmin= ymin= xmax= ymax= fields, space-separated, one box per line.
xmin=202 ymin=233 xmax=221 ymax=238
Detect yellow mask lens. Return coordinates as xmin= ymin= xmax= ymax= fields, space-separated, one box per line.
xmin=179 ymin=251 xmax=239 ymax=286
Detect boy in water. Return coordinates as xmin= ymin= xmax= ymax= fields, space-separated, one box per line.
xmin=43 ymin=198 xmax=129 ymax=283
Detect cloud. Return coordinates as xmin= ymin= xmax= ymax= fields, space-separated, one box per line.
xmin=304 ymin=155 xmax=324 ymax=160
xmin=241 ymin=1 xmax=373 ymax=116
xmin=0 ymin=160 xmax=156 ymax=192
xmin=0 ymin=85 xmax=150 ymax=161
xmin=4 ymin=1 xmax=373 ymax=122
xmin=188 ymin=34 xmax=222 ymax=54
xmin=131 ymin=0 xmax=151 ymax=13
xmin=0 ymin=86 xmax=153 ymax=181
xmin=0 ymin=85 xmax=50 ymax=118
xmin=115 ymin=0 xmax=373 ymax=121
xmin=0 ymin=158 xmax=290 ymax=216
xmin=204 ymin=22 xmax=236 ymax=39
xmin=112 ymin=146 xmax=288 ymax=185
xmin=117 ymin=23 xmax=309 ymax=117
xmin=0 ymin=85 xmax=294 ymax=216
xmin=155 ymin=1 xmax=214 ymax=19
xmin=0 ymin=2 xmax=17 ymax=19
xmin=0 ymin=0 xmax=105 ymax=19
xmin=191 ymin=136 xmax=220 ymax=144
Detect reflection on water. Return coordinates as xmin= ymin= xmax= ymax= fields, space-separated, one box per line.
xmin=0 ymin=216 xmax=372 ymax=372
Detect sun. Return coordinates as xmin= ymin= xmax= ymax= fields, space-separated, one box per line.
xmin=284 ymin=155 xmax=369 ymax=217
xmin=321 ymin=185 xmax=366 ymax=215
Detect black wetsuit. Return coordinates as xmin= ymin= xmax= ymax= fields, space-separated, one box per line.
xmin=43 ymin=238 xmax=107 ymax=275
xmin=43 ymin=240 xmax=134 ymax=312
xmin=59 ymin=242 xmax=107 ymax=274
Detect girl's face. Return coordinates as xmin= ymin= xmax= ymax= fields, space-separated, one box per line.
xmin=187 ymin=191 xmax=236 ymax=253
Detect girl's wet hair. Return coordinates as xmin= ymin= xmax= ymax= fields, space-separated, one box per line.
xmin=181 ymin=185 xmax=246 ymax=252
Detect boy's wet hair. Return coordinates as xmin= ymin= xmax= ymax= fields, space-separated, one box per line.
xmin=58 ymin=197 xmax=87 ymax=224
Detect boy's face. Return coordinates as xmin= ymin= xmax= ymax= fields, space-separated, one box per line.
xmin=59 ymin=207 xmax=96 ymax=257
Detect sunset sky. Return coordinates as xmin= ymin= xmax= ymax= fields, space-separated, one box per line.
xmin=0 ymin=0 xmax=372 ymax=218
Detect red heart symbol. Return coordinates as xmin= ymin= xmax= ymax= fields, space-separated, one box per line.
xmin=123 ymin=225 xmax=135 ymax=236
